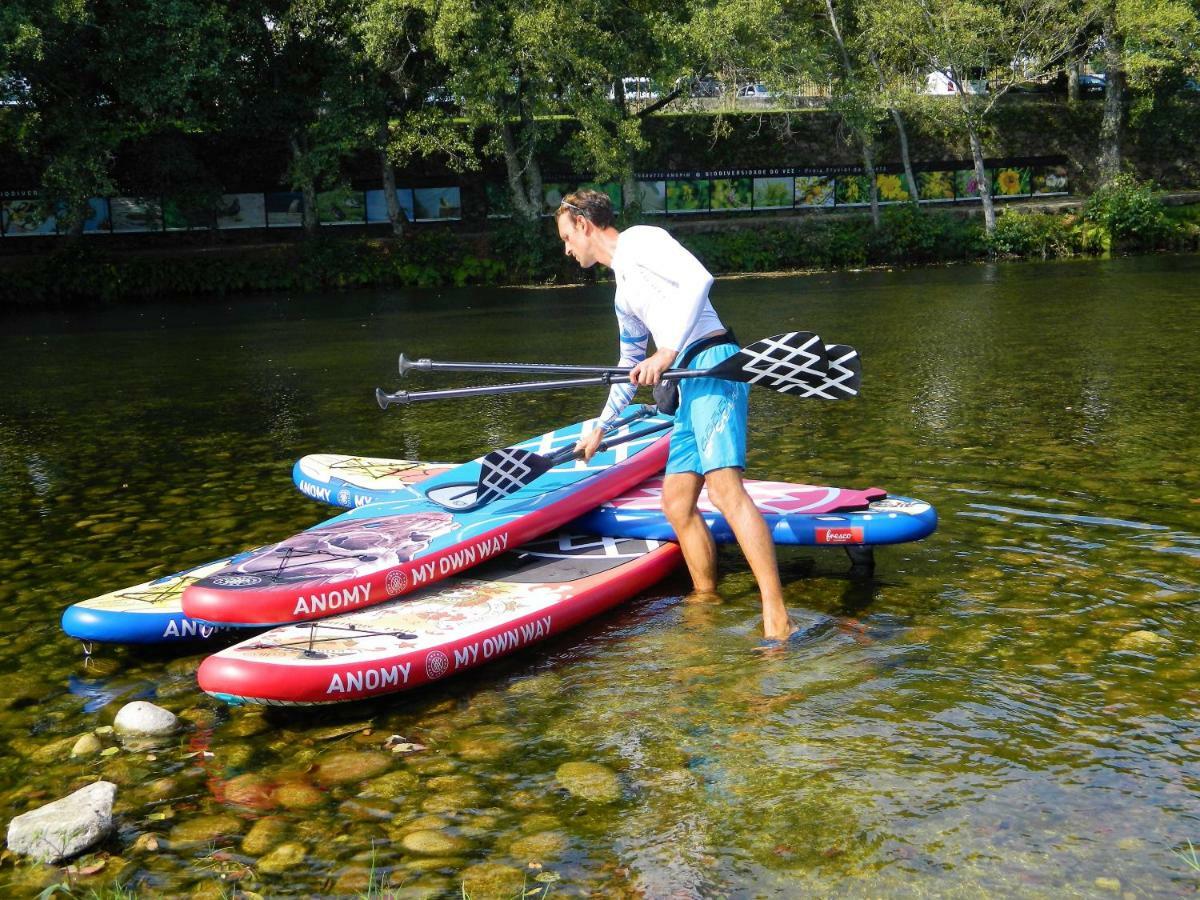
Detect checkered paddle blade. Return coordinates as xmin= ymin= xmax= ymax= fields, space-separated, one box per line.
xmin=715 ymin=332 xmax=830 ymax=391
xmin=474 ymin=448 xmax=556 ymax=505
xmin=795 ymin=344 xmax=861 ymax=399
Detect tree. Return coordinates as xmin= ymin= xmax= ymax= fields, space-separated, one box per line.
xmin=863 ymin=0 xmax=1094 ymax=232
xmin=1095 ymin=0 xmax=1200 ymax=180
xmin=1 ymin=0 xmax=242 ymax=234
xmin=358 ymin=0 xmax=473 ymax=238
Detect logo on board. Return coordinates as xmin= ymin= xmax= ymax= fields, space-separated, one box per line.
xmin=385 ymin=569 xmax=407 ymax=595
xmin=425 ymin=650 xmax=450 ymax=679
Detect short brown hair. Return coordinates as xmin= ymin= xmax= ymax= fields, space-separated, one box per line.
xmin=556 ymin=189 xmax=616 ymax=229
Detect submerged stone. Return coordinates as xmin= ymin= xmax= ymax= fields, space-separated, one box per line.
xmin=257 ymin=841 xmax=307 ymax=874
xmin=401 ymin=829 xmax=469 ymax=855
xmin=460 ymin=861 xmax=527 ymax=897
xmin=114 ymin=701 xmax=180 ymax=737
xmin=273 ymin=780 xmax=326 ymax=810
xmin=6 ymin=781 xmax=117 ymax=864
xmin=555 ymin=761 xmax=621 ymax=803
xmin=168 ymin=813 xmax=244 ymax=844
xmin=510 ymin=829 xmax=568 ymax=860
xmin=315 ymin=750 xmax=392 ymax=785
xmin=242 ymin=817 xmax=289 ymax=856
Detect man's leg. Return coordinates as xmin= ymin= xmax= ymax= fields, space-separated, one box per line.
xmin=662 ymin=472 xmax=718 ymax=593
xmin=704 ymin=467 xmax=793 ymax=640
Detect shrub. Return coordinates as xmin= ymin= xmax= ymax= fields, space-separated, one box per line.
xmin=1082 ymin=174 xmax=1168 ymax=250
xmin=988 ymin=210 xmax=1082 ymax=259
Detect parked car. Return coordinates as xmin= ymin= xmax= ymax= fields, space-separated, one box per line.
xmin=689 ymin=77 xmax=724 ymax=98
xmin=1078 ymin=73 xmax=1106 ymax=92
xmin=736 ymin=83 xmax=774 ymax=99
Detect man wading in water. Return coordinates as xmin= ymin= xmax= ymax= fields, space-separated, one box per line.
xmin=554 ymin=189 xmax=795 ymax=641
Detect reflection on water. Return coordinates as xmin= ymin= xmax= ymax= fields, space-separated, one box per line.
xmin=0 ymin=254 xmax=1197 ymax=895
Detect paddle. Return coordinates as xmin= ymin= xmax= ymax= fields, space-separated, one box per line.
xmin=401 ymin=331 xmax=831 ymax=385
xmin=472 ymin=419 xmax=674 ymax=506
xmin=428 ymin=406 xmax=667 ymax=509
xmin=377 ymin=342 xmax=859 ymax=409
xmin=378 ymin=333 xmax=854 ymax=408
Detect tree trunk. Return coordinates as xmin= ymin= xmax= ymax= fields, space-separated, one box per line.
xmin=966 ymin=122 xmax=995 ymax=233
xmin=378 ymin=123 xmax=405 ymax=239
xmin=289 ymin=135 xmax=319 ymax=237
xmin=1097 ymin=18 xmax=1126 ymax=182
xmin=889 ymin=106 xmax=920 ymax=205
xmin=860 ymin=134 xmax=880 ymax=229
xmin=622 ymin=171 xmax=640 ymax=218
xmin=499 ymin=120 xmax=543 ymax=221
xmin=1067 ymin=60 xmax=1081 ymax=102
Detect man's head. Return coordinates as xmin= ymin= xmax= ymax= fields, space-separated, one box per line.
xmin=555 ymin=189 xmax=617 ymax=269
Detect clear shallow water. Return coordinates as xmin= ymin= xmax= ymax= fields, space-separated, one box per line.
xmin=0 ymin=255 xmax=1197 ymax=897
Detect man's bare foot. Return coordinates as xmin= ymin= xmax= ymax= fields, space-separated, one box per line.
xmin=762 ymin=615 xmax=798 ymax=642
xmin=683 ymin=589 xmax=724 ymax=605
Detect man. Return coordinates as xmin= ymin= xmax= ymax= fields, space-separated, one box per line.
xmin=555 ymin=189 xmax=794 ymax=641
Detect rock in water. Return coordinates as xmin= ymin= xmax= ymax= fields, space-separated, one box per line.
xmin=114 ymin=701 xmax=180 ymax=737
xmin=554 ymin=761 xmax=621 ymax=803
xmin=7 ymin=781 xmax=117 ymax=863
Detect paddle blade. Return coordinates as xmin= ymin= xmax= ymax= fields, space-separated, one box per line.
xmin=709 ymin=331 xmax=830 ymax=390
xmin=474 ymin=447 xmax=558 ymax=505
xmin=793 ymin=344 xmax=861 ymax=399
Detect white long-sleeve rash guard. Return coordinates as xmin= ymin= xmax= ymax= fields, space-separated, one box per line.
xmin=599 ymin=225 xmax=725 ymax=425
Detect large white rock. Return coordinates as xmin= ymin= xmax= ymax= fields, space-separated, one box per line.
xmin=114 ymin=701 xmax=179 ymax=737
xmin=7 ymin=781 xmax=117 ymax=863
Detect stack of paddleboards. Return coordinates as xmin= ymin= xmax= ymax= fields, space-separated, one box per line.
xmin=61 ymin=333 xmax=938 ymax=706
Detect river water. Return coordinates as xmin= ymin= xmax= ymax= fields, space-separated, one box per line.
xmin=1 ymin=254 xmax=1197 ymax=897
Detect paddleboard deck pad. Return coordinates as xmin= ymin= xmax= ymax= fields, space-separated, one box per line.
xmin=293 ymin=457 xmax=453 ymax=508
xmin=183 ymin=410 xmax=672 ymax=627
xmin=198 ymin=533 xmax=681 ymax=706
xmin=62 ymin=459 xmax=447 ymax=646
xmin=295 ymin=457 xmax=937 ymax=547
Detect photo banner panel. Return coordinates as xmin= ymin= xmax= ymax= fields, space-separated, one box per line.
xmin=753 ymin=177 xmax=793 ymax=210
xmin=876 ymin=173 xmax=911 ymax=204
xmin=993 ymin=166 xmax=1032 ymax=199
xmin=110 ymin=197 xmax=162 ymax=233
xmin=835 ymin=175 xmax=873 ymax=207
xmin=795 ymin=176 xmax=834 ymax=208
xmin=634 ymin=181 xmax=667 ymax=214
xmin=711 ymin=178 xmax=753 ymax=211
xmin=413 ymin=187 xmax=461 ymax=221
xmin=317 ymin=187 xmax=366 ymax=225
xmin=666 ymin=179 xmax=711 ymax=214
xmin=216 ymin=194 xmax=266 ymax=230
xmin=266 ymin=192 xmax=304 ymax=228
xmin=954 ymin=170 xmax=991 ymax=200
xmin=365 ymin=189 xmax=416 ymax=224
xmin=917 ymin=171 xmax=956 ymax=202
xmin=2 ymin=200 xmax=57 ymax=236
xmin=1033 ymin=164 xmax=1069 ymax=195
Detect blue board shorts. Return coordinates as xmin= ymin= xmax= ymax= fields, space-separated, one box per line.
xmin=665 ymin=342 xmax=749 ymax=476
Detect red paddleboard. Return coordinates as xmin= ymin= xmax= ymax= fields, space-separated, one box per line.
xmin=182 ymin=411 xmax=672 ymax=627
xmin=197 ymin=533 xmax=681 ymax=705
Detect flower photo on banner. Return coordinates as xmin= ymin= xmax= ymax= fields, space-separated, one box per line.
xmin=835 ymin=175 xmax=872 ymax=206
xmin=993 ymin=167 xmax=1031 ymax=198
xmin=711 ymin=178 xmax=752 ymax=210
xmin=795 ymin=176 xmax=834 ymax=207
xmin=918 ymin=171 xmax=956 ymax=202
xmin=1033 ymin=165 xmax=1069 ymax=195
xmin=752 ymin=177 xmax=793 ymax=210
xmin=666 ymin=179 xmax=710 ymax=214
xmin=954 ymin=170 xmax=991 ymax=199
xmin=876 ymin=173 xmax=911 ymax=203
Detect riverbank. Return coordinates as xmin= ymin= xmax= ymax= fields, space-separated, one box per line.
xmin=2 ymin=185 xmax=1198 ymax=307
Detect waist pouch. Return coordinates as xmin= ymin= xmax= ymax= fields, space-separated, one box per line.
xmin=678 ymin=328 xmax=739 ymax=370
